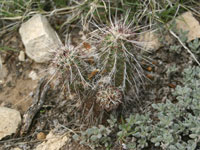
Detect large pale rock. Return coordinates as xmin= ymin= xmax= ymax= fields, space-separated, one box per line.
xmin=35 ymin=131 xmax=68 ymax=150
xmin=19 ymin=14 xmax=61 ymax=63
xmin=139 ymin=11 xmax=200 ymax=50
xmin=0 ymin=107 xmax=21 ymax=140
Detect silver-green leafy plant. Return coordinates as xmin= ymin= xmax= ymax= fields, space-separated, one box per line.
xmin=169 ymin=45 xmax=182 ymax=53
xmin=178 ymin=29 xmax=189 ymax=43
xmin=117 ymin=114 xmax=152 ymax=149
xmin=73 ymin=125 xmax=112 ymax=149
xmin=188 ymin=38 xmax=200 ymax=54
xmin=166 ymin=64 xmax=178 ymax=77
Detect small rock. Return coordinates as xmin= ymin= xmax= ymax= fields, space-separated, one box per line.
xmin=28 ymin=71 xmax=38 ymax=80
xmin=138 ymin=30 xmax=162 ymax=50
xmin=37 ymin=132 xmax=46 ymax=141
xmin=0 ymin=107 xmax=21 ymax=140
xmin=174 ymin=11 xmax=200 ymax=42
xmin=18 ymin=51 xmax=25 ymax=61
xmin=139 ymin=11 xmax=200 ymax=50
xmin=19 ymin=14 xmax=61 ymax=63
xmin=35 ymin=131 xmax=69 ymax=150
xmin=139 ymin=30 xmax=173 ymax=50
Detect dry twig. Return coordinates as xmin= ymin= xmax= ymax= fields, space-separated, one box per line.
xmin=20 ymin=77 xmax=50 ymax=135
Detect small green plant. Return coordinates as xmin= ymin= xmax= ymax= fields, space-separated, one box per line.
xmin=73 ymin=115 xmax=117 ymax=149
xmin=166 ymin=64 xmax=178 ymax=76
xmin=117 ymin=114 xmax=152 ymax=149
xmin=178 ymin=29 xmax=189 ymax=43
xmin=169 ymin=45 xmax=182 ymax=53
xmin=73 ymin=125 xmax=112 ymax=149
xmin=188 ymin=38 xmax=200 ymax=54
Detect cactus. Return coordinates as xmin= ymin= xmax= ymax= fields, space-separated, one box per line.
xmin=50 ymin=42 xmax=92 ymax=93
xmin=87 ymin=10 xmax=148 ymax=94
xmin=49 ymin=10 xmax=150 ymax=112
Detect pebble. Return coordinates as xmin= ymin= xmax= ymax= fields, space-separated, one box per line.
xmin=18 ymin=51 xmax=25 ymax=61
xmin=28 ymin=71 xmax=38 ymax=80
xmin=37 ymin=132 xmax=46 ymax=141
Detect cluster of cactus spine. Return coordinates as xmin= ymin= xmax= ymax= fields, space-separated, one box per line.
xmin=96 ymin=84 xmax=122 ymax=112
